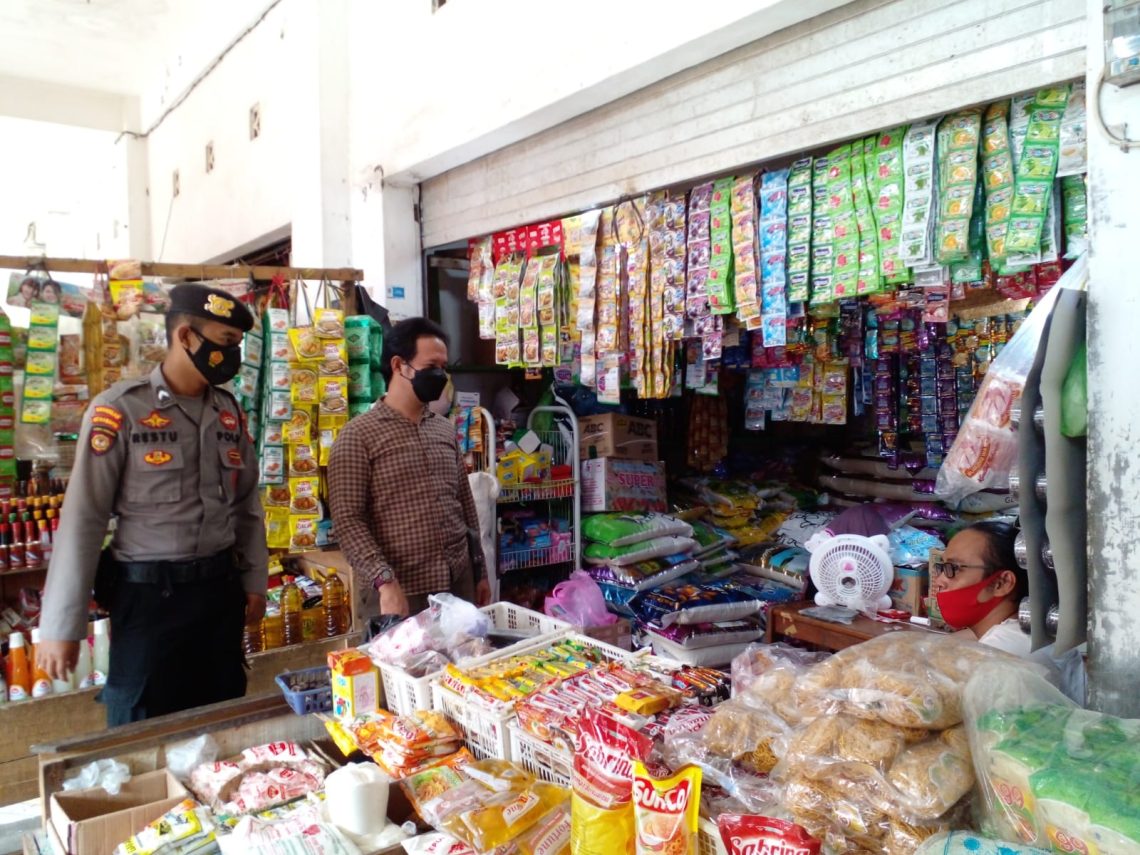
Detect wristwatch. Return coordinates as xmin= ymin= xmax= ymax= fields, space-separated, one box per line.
xmin=372 ymin=565 xmax=396 ymax=589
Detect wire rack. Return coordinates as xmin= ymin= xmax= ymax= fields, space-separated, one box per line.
xmin=492 ymin=405 xmax=580 ymax=601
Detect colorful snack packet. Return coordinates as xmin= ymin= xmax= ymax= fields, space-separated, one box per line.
xmin=717 ymin=814 xmax=821 ymax=855
xmin=631 ymin=761 xmax=702 ymax=855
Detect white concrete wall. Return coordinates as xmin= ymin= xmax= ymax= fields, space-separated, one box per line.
xmin=347 ymin=0 xmax=853 ymax=182
xmin=421 ymin=0 xmax=1086 ymax=247
xmin=143 ymin=0 xmax=296 ymax=264
xmin=1085 ymin=0 xmax=1140 ymax=716
xmin=0 ymin=117 xmax=128 ymax=260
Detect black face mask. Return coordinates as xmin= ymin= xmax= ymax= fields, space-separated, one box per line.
xmin=405 ymin=365 xmax=449 ymax=404
xmin=186 ymin=330 xmax=242 ymax=386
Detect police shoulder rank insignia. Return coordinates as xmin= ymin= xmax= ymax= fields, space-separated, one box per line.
xmin=226 ymin=448 xmax=243 ymax=466
xmin=139 ymin=410 xmax=172 ymax=429
xmin=219 ymin=411 xmax=239 ymax=430
xmin=205 ymin=294 xmax=234 ymax=318
xmin=143 ymin=450 xmax=174 ymax=466
xmin=90 ymin=405 xmax=124 ymax=433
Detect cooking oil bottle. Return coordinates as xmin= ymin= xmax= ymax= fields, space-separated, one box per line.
xmin=281 ymin=577 xmax=304 ymax=646
xmin=322 ymin=571 xmax=350 ymax=637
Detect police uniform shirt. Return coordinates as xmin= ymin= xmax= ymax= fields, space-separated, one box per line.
xmin=40 ymin=366 xmax=269 ymax=641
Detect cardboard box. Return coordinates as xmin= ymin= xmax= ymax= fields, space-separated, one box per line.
xmin=582 ymin=458 xmax=667 ymax=513
xmin=333 ymin=667 xmax=380 ymax=719
xmin=581 ymin=618 xmax=633 ymax=651
xmin=889 ymin=564 xmax=930 ymax=615
xmin=49 ymin=770 xmax=189 ymax=855
xmin=295 ymin=550 xmax=360 ymax=631
xmin=579 ymin=414 xmax=658 ymax=462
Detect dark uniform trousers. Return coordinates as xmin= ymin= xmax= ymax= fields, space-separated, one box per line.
xmin=101 ymin=553 xmax=247 ymax=726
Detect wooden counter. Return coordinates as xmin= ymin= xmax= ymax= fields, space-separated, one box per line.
xmin=766 ymin=601 xmax=940 ymax=651
xmin=1 ymin=632 xmax=357 ymax=806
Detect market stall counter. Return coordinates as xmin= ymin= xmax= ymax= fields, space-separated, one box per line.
xmin=766 ymin=601 xmax=936 ymax=651
xmin=0 ymin=633 xmax=358 ymax=808
xmin=28 ymin=690 xmax=416 ymax=855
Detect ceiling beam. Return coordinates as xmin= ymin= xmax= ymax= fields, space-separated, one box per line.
xmin=0 ymin=74 xmax=133 ymax=133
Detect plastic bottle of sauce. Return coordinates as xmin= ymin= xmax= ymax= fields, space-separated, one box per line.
xmin=74 ymin=638 xmax=94 ymax=690
xmin=8 ymin=633 xmax=31 ymax=702
xmin=281 ymin=577 xmax=303 ymax=646
xmin=91 ymin=619 xmax=110 ymax=687
xmin=323 ymin=572 xmax=350 ymax=637
xmin=29 ymin=629 xmax=52 ymax=698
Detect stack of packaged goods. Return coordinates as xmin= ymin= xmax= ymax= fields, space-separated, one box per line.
xmin=402 ymin=759 xmax=572 ymax=855
xmin=581 ymin=512 xmax=699 ymax=617
xmin=345 ymin=315 xmax=384 ymax=419
xmin=628 ymin=577 xmax=773 ymax=668
xmin=437 ymin=638 xmax=612 ymax=712
xmin=966 ymin=664 xmax=1140 ymax=853
xmin=498 ymin=509 xmax=572 ymax=571
xmin=333 ymin=709 xmax=466 ymax=778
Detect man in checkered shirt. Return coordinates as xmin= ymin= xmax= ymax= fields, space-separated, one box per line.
xmin=328 ymin=318 xmax=490 ymax=617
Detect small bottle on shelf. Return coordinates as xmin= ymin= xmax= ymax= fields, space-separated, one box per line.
xmin=8 ymin=633 xmax=31 ymax=702
xmin=74 ymin=637 xmax=94 ymax=690
xmin=29 ymin=629 xmax=52 ymax=698
xmin=91 ymin=619 xmax=110 ymax=686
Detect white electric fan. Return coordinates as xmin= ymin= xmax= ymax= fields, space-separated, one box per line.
xmin=807 ymin=534 xmax=894 ymax=612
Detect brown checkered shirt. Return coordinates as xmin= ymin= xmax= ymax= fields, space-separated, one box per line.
xmin=327 ymin=399 xmax=484 ymax=597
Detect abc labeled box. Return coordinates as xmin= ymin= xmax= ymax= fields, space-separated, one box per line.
xmin=582 ymin=458 xmax=667 ymax=513
xmin=579 ymin=413 xmax=658 ymax=461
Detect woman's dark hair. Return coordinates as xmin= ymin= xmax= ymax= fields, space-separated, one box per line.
xmin=380 ymin=317 xmax=449 ymax=383
xmin=40 ymin=280 xmax=61 ymax=298
xmin=963 ymin=519 xmax=1026 ymax=598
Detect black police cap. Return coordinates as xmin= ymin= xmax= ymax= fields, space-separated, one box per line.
xmin=168 ymin=284 xmax=254 ymax=332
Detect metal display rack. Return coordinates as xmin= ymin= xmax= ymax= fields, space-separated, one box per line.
xmin=492 ymin=404 xmax=580 ymax=601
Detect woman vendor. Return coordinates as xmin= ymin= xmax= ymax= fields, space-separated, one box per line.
xmin=931 ymin=519 xmax=1085 ymax=703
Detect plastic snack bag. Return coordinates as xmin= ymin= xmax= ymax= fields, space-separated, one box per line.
xmin=717 ymin=814 xmax=820 ymax=855
xmin=936 ymin=254 xmax=1085 ymax=506
xmin=571 ymin=709 xmax=653 ymax=855
xmin=631 ymin=762 xmax=701 ymax=855
xmin=965 ymin=662 xmax=1140 ymax=854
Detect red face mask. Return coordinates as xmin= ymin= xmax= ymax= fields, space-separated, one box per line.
xmin=935 ymin=572 xmax=1006 ymax=631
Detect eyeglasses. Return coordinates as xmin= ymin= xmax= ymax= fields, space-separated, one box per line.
xmin=931 ymin=560 xmax=990 ymax=580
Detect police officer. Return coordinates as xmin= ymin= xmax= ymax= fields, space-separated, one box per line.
xmin=38 ymin=284 xmax=268 ymax=726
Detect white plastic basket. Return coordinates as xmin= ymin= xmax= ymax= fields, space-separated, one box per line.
xmin=433 ymin=684 xmax=515 ymax=761
xmin=698 ymin=818 xmax=727 ymax=855
xmin=432 ymin=632 xmax=635 ymax=760
xmin=379 ymin=603 xmax=571 ymax=716
xmin=507 ymin=723 xmax=572 ymax=786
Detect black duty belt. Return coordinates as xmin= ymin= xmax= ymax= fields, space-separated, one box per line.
xmin=117 ymin=552 xmax=234 ymax=585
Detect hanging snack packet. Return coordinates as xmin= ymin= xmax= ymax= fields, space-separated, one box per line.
xmin=571 ymin=709 xmax=654 ymax=855
xmin=872 ymin=127 xmax=909 ymax=283
xmin=1006 ymin=86 xmax=1069 ymax=255
xmin=313 ymin=307 xmax=345 ymax=340
xmin=631 ymin=762 xmax=701 ymax=855
xmin=717 ymin=815 xmax=820 ymax=855
xmin=935 ymin=109 xmax=982 ymax=265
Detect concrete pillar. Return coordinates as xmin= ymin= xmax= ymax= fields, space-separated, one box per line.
xmin=1085 ymin=0 xmax=1140 ymax=716
xmin=290 ymin=0 xmax=352 ymax=270
xmin=121 ymin=98 xmax=152 ymax=259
